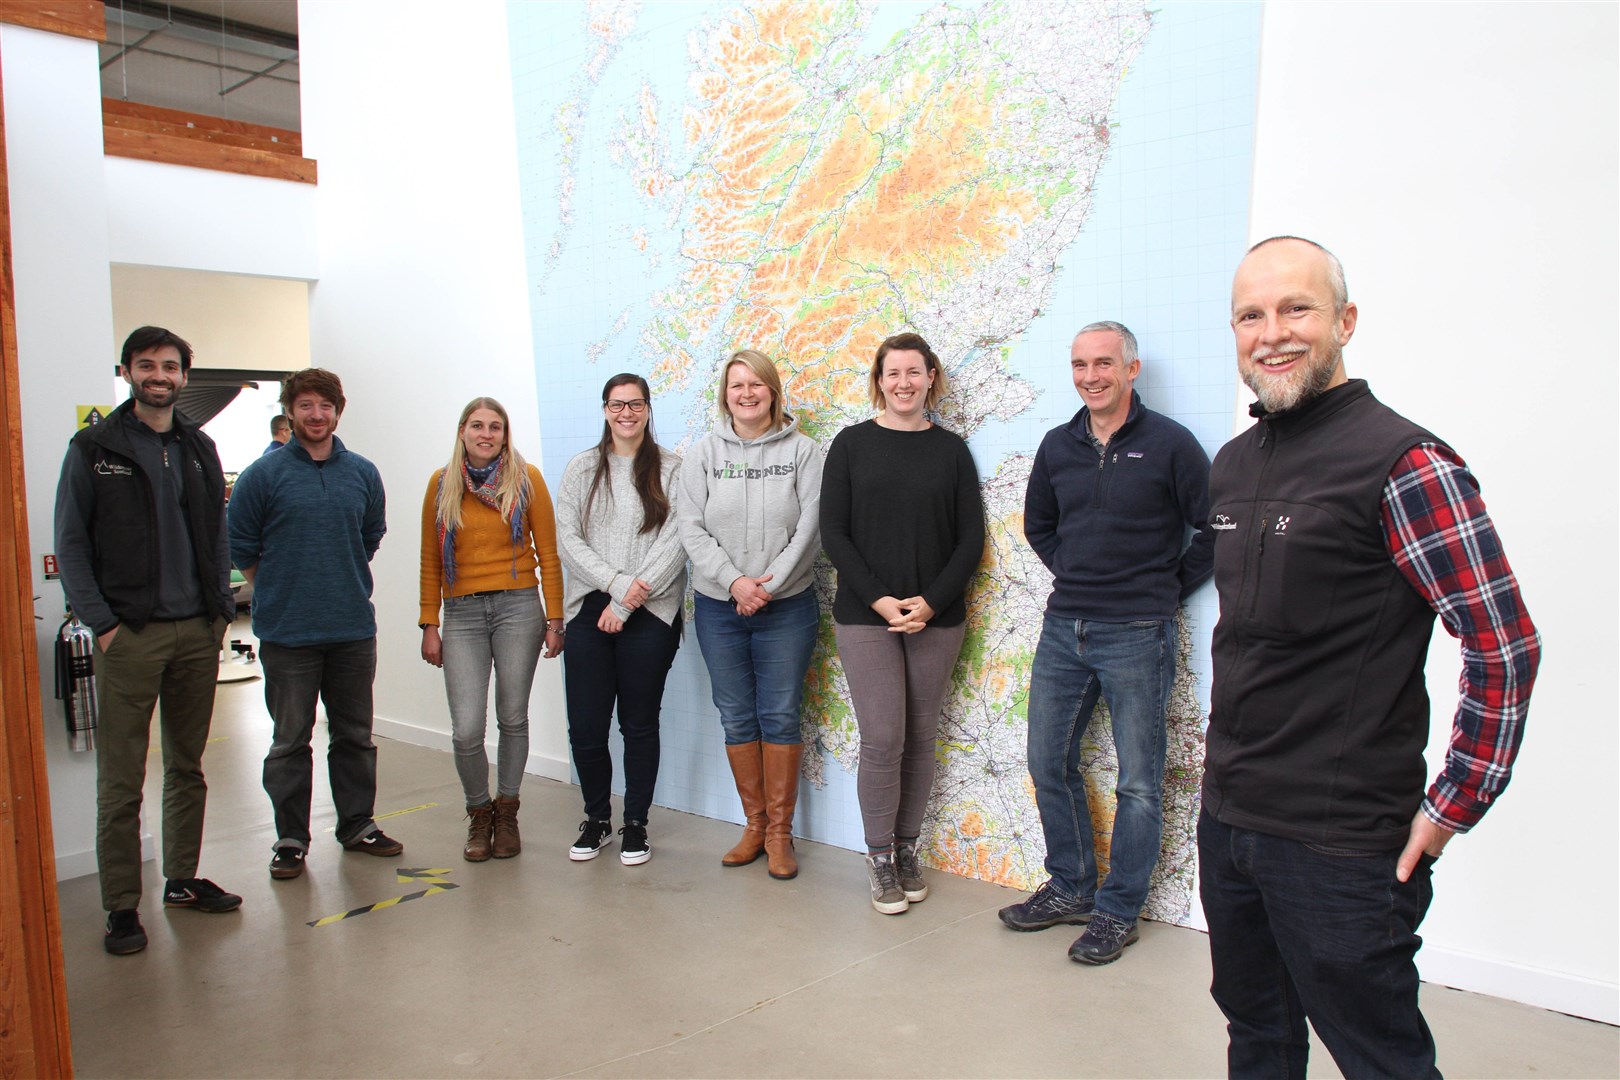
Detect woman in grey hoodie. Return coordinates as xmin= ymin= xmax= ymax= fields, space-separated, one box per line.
xmin=677 ymin=350 xmax=824 ymax=880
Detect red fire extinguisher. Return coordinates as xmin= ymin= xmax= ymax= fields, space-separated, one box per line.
xmin=54 ymin=613 xmax=97 ymax=752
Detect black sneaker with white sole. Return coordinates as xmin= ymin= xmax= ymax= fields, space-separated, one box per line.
xmin=163 ymin=877 xmax=243 ymax=913
xmin=569 ymin=818 xmax=613 ymax=861
xmin=619 ymin=820 xmax=651 ymax=865
xmin=104 ymin=909 xmax=147 ymax=955
xmin=269 ymin=847 xmax=306 ymax=879
xmin=341 ymin=829 xmax=404 ymax=857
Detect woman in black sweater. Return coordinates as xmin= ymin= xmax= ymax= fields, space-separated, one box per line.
xmin=820 ymin=332 xmax=986 ymax=915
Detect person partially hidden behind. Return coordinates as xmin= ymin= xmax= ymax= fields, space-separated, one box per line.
xmin=261 ymin=413 xmax=290 ymax=456
xmin=55 ymin=325 xmax=241 ymax=955
xmin=1200 ymin=236 xmax=1541 ymax=1078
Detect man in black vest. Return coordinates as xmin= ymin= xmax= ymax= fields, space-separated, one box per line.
xmin=1200 ymin=238 xmax=1541 ymax=1077
xmin=55 ymin=326 xmax=242 ymax=956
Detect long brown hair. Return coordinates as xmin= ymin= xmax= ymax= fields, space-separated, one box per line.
xmin=584 ymin=373 xmax=669 ymax=535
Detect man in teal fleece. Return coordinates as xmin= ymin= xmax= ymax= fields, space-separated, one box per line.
xmin=228 ymin=367 xmax=401 ymax=880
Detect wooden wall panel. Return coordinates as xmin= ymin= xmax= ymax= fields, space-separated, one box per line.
xmin=102 ymin=100 xmax=316 ymax=184
xmin=0 ymin=2 xmax=104 ymax=41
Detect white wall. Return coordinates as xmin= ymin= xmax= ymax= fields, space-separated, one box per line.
xmin=1245 ymin=1 xmax=1618 ymax=1023
xmin=4 ymin=24 xmax=127 ymax=881
xmin=295 ymin=1 xmax=567 ymax=775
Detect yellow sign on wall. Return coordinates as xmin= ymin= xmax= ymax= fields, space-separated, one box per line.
xmin=76 ymin=405 xmax=115 ymax=429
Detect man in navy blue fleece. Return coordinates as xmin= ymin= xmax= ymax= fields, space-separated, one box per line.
xmin=229 ymin=368 xmax=401 ymax=880
xmin=998 ymin=321 xmax=1214 ymax=965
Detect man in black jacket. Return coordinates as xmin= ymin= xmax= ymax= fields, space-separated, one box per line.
xmin=55 ymin=326 xmax=242 ymax=956
xmin=998 ymin=321 xmax=1214 ymax=965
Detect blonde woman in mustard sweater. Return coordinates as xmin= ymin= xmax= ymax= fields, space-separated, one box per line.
xmin=420 ymin=397 xmax=564 ymax=861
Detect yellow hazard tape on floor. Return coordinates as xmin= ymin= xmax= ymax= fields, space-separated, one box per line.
xmin=308 ymin=868 xmax=459 ymax=928
xmin=321 ymin=802 xmax=438 ymax=833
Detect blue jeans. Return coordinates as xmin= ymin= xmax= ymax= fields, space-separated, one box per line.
xmin=261 ymin=637 xmax=380 ymax=850
xmin=1025 ymin=613 xmax=1175 ymax=921
xmin=694 ymin=588 xmax=818 ymax=745
xmin=562 ymin=592 xmax=681 ymax=823
xmin=1198 ymin=811 xmax=1439 ymax=1079
xmin=441 ymin=587 xmax=545 ymax=805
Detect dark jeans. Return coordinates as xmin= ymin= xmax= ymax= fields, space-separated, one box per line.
xmin=261 ymin=637 xmax=380 ymax=850
xmin=563 ymin=592 xmax=681 ymax=823
xmin=1197 ymin=810 xmax=1440 ymax=1079
xmin=93 ymin=615 xmax=226 ymax=910
xmin=1026 ymin=614 xmax=1176 ymax=921
xmin=693 ymin=588 xmax=818 ymax=745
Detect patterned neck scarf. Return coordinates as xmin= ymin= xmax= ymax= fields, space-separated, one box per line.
xmin=437 ymin=455 xmax=527 ymax=586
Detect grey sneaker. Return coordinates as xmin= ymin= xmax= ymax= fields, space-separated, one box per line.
xmin=1068 ymin=912 xmax=1140 ymax=965
xmin=998 ymin=880 xmax=1094 ymax=931
xmin=894 ymin=837 xmax=928 ymax=903
xmin=865 ymin=850 xmax=909 ymax=915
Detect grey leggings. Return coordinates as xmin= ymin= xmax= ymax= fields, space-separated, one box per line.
xmin=834 ymin=620 xmax=968 ymax=850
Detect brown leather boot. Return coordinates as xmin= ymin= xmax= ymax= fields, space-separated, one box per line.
xmin=464 ymin=802 xmax=495 ymax=862
xmin=491 ymin=795 xmax=521 ymax=858
xmin=762 ymin=742 xmax=803 ymax=880
xmin=722 ymin=741 xmax=766 ymax=867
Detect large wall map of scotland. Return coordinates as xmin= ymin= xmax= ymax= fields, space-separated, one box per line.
xmin=510 ymin=0 xmax=1259 ymax=923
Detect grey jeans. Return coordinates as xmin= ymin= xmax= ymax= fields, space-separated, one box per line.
xmin=834 ymin=619 xmax=968 ymax=850
xmin=441 ymin=587 xmax=545 ymax=804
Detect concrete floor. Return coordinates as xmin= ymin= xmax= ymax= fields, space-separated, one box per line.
xmin=59 ymin=628 xmax=1619 ymax=1078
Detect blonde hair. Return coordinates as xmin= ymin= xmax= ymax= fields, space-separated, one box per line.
xmin=436 ymin=397 xmax=532 ymax=531
xmin=868 ymin=332 xmax=947 ymax=413
xmin=717 ymin=349 xmax=786 ymax=433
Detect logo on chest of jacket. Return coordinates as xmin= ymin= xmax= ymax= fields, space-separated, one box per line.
xmin=1212 ymin=514 xmax=1237 ymax=531
xmin=94 ymin=460 xmax=134 ymax=477
xmin=1274 ymin=516 xmax=1291 ymax=535
xmin=1126 ymin=451 xmax=1144 ymax=459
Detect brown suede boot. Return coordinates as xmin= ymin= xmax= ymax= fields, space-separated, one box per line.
xmin=491 ymin=795 xmax=521 ymax=858
xmin=464 ymin=802 xmax=495 ymax=862
xmin=762 ymin=742 xmax=803 ymax=880
xmin=722 ymin=741 xmax=767 ymax=867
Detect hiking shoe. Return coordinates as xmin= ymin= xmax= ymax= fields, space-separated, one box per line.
xmin=341 ymin=829 xmax=404 ymax=857
xmin=269 ymin=847 xmax=306 ymax=880
xmin=569 ymin=818 xmax=613 ymax=861
xmin=1069 ymin=912 xmax=1140 ymax=965
xmin=163 ymin=878 xmax=243 ymax=913
xmin=866 ymin=850 xmax=909 ymax=915
xmin=894 ymin=837 xmax=929 ymax=903
xmin=619 ymin=820 xmax=651 ymax=866
xmin=104 ymin=909 xmax=147 ymax=955
xmin=999 ymin=880 xmax=1095 ymax=931
xmin=464 ymin=802 xmax=495 ymax=862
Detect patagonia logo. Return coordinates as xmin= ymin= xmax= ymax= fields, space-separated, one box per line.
xmin=1211 ymin=514 xmax=1237 ymax=531
xmin=1126 ymin=451 xmax=1144 ymax=459
xmin=94 ymin=461 xmax=134 ymax=477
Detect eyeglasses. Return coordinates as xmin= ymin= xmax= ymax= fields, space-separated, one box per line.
xmin=604 ymin=399 xmax=649 ymax=414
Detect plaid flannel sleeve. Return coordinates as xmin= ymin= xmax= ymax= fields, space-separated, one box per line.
xmin=1381 ymin=443 xmax=1541 ymax=833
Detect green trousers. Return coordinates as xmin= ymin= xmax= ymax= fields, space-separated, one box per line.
xmin=94 ymin=616 xmax=226 ymax=911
